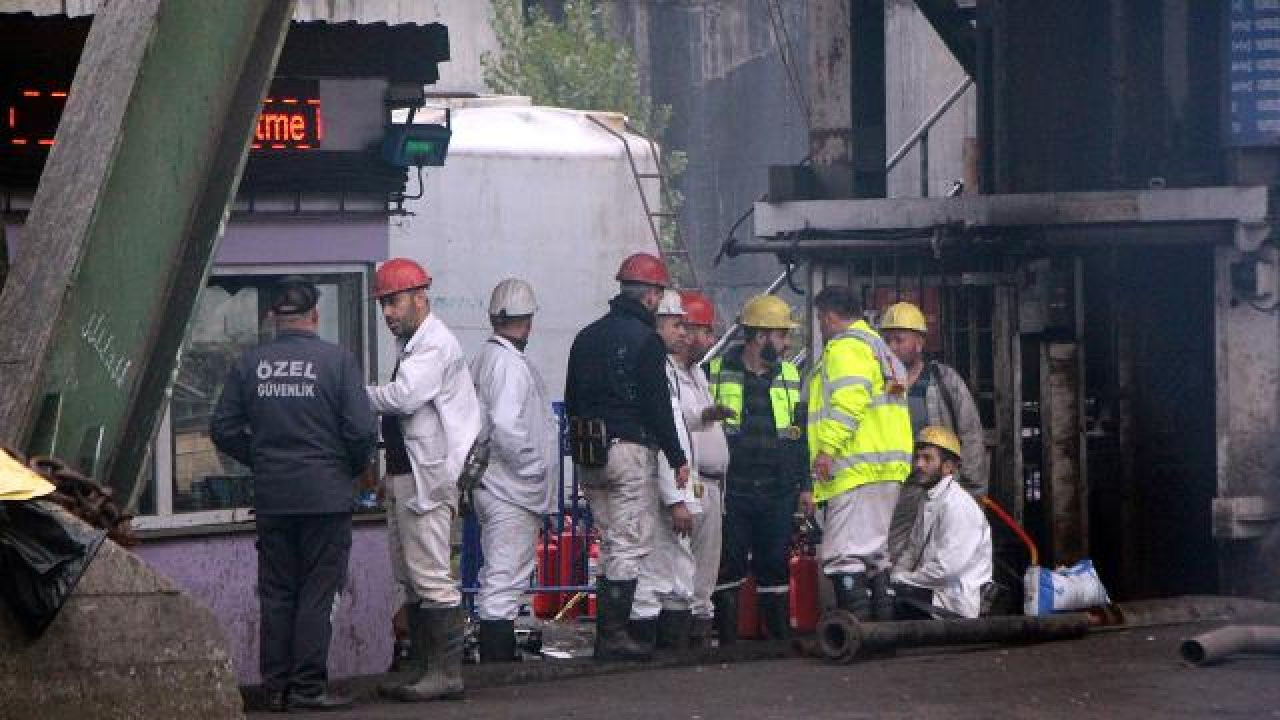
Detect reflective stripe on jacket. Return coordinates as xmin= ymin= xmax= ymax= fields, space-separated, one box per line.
xmin=806 ymin=320 xmax=913 ymax=503
xmin=707 ymin=356 xmax=803 ymax=438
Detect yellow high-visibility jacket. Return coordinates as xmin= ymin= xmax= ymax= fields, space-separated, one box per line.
xmin=807 ymin=319 xmax=914 ymax=503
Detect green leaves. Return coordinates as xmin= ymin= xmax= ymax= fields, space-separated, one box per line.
xmin=484 ymin=1 xmax=665 ymax=136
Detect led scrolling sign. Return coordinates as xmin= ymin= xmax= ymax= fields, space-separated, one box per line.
xmin=4 ymin=82 xmax=323 ymax=153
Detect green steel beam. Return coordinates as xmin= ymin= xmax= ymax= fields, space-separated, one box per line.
xmin=0 ymin=0 xmax=294 ymax=499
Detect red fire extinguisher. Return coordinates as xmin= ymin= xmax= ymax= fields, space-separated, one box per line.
xmin=534 ymin=532 xmax=559 ymax=619
xmin=789 ymin=550 xmax=820 ymax=633
xmin=789 ymin=511 xmax=822 ymax=633
xmin=557 ymin=530 xmax=588 ymax=619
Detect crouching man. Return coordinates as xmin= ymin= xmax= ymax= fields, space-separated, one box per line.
xmin=891 ymin=426 xmax=992 ymax=619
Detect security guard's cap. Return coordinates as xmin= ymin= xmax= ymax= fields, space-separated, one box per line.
xmin=271 ymin=276 xmax=318 ymax=316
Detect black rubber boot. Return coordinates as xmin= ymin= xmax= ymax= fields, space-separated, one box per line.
xmin=688 ymin=616 xmax=713 ymax=649
xmin=266 ymin=689 xmax=288 ymax=713
xmin=478 ymin=619 xmax=518 ymax=663
xmin=389 ymin=602 xmax=423 ymax=674
xmin=711 ymin=589 xmax=739 ymax=646
xmin=391 ymin=607 xmax=465 ymax=702
xmin=628 ymin=616 xmax=658 ymax=654
xmin=656 ymin=609 xmax=693 ymax=651
xmin=832 ymin=573 xmax=872 ymax=622
xmin=380 ymin=607 xmax=425 ymax=697
xmin=594 ymin=578 xmax=652 ymax=662
xmin=870 ymin=572 xmax=896 ymax=622
xmin=757 ymin=593 xmax=791 ymax=640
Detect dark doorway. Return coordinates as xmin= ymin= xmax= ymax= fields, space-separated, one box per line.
xmin=1085 ymin=245 xmax=1218 ymax=599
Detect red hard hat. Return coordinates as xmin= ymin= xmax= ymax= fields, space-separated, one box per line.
xmin=680 ymin=290 xmax=715 ymax=327
xmin=373 ymin=258 xmax=431 ymax=298
xmin=615 ymin=252 xmax=671 ymax=288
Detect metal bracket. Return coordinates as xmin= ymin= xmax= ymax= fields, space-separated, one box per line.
xmin=1234 ymin=220 xmax=1271 ymax=254
xmin=1212 ymin=495 xmax=1280 ymax=540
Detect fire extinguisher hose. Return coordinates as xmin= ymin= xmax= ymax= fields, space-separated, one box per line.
xmin=980 ymin=495 xmax=1039 ymax=567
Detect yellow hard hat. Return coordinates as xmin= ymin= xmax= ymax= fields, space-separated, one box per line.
xmin=916 ymin=425 xmax=962 ymax=458
xmin=880 ymin=301 xmax=928 ymax=333
xmin=740 ymin=294 xmax=797 ymax=329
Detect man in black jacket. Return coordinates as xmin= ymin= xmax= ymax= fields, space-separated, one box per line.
xmin=565 ymin=253 xmax=690 ymax=661
xmin=211 ymin=277 xmax=376 ymax=712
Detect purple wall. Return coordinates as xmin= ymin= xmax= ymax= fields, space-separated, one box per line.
xmin=215 ymin=217 xmax=388 ymax=265
xmin=135 ymin=521 xmax=395 ymax=684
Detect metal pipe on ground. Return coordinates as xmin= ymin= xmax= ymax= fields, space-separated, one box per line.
xmin=816 ymin=610 xmax=1091 ymax=664
xmin=1180 ymin=625 xmax=1280 ymax=667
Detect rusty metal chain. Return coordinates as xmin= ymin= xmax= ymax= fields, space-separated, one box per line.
xmin=3 ymin=445 xmax=137 ymax=546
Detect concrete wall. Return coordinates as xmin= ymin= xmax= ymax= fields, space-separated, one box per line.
xmin=135 ymin=521 xmax=395 ymax=684
xmin=609 ymin=0 xmax=810 ymax=316
xmin=607 ymin=0 xmax=973 ymax=316
xmin=885 ymin=0 xmax=976 ymax=198
xmin=1214 ymin=245 xmax=1280 ymax=600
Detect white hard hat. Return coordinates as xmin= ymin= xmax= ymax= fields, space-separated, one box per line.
xmin=488 ymin=278 xmax=538 ymax=317
xmin=656 ymin=288 xmax=686 ymax=316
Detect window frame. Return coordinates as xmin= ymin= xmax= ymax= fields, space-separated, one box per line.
xmin=134 ymin=262 xmax=372 ymax=532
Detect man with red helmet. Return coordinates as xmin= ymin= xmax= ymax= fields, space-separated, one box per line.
xmin=366 ymin=258 xmax=482 ymax=701
xmin=565 ymin=252 xmax=691 ymax=661
xmin=673 ymin=290 xmax=732 ymax=645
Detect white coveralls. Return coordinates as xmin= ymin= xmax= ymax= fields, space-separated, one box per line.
xmin=891 ymin=475 xmax=993 ymax=618
xmin=632 ymin=358 xmax=701 ymax=619
xmin=469 ymin=335 xmax=559 ymax=621
xmin=368 ymin=313 xmax=482 ymax=609
xmin=672 ymin=359 xmax=729 ymax=621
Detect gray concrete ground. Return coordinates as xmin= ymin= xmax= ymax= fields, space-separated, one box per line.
xmin=258 ymin=621 xmax=1280 ymax=719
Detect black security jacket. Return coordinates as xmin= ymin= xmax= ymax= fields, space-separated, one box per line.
xmin=564 ymin=295 xmax=686 ymax=469
xmin=211 ymin=329 xmax=376 ymax=515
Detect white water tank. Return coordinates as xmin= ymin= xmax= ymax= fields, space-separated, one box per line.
xmin=386 ymin=98 xmax=663 ymax=399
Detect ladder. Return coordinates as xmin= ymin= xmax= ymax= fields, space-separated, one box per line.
xmin=587 ymin=115 xmax=699 ymax=289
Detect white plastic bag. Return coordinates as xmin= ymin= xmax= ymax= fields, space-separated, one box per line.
xmin=1023 ymin=558 xmax=1110 ymax=616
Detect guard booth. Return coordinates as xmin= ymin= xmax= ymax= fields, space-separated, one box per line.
xmin=0 ymin=9 xmax=451 ymax=682
xmin=735 ymin=0 xmax=1280 ymax=603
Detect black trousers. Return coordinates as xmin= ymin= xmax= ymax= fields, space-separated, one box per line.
xmin=256 ymin=513 xmax=351 ymax=696
xmin=720 ymin=488 xmax=794 ymax=592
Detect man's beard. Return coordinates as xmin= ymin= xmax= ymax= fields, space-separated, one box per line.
xmin=760 ymin=342 xmax=780 ymax=366
xmin=912 ymin=469 xmax=944 ymax=486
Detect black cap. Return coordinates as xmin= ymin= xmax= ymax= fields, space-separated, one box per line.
xmin=270 ymin=276 xmax=318 ymax=316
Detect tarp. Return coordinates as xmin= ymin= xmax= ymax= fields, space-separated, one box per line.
xmin=0 ymin=449 xmax=55 ymax=501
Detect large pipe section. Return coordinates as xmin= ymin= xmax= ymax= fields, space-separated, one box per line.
xmin=816 ymin=610 xmax=1090 ymax=663
xmin=1180 ymin=625 xmax=1280 ymax=667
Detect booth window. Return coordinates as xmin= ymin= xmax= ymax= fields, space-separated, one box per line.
xmin=144 ymin=268 xmax=367 ymax=525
